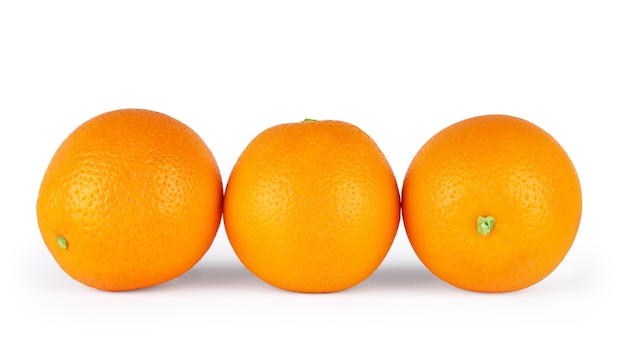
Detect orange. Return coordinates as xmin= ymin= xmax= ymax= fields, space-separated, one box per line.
xmin=402 ymin=114 xmax=582 ymax=292
xmin=36 ymin=109 xmax=223 ymax=291
xmin=223 ymin=119 xmax=400 ymax=293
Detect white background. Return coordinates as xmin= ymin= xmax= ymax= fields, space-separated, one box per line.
xmin=2 ymin=0 xmax=624 ymax=342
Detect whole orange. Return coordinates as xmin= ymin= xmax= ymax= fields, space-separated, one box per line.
xmin=223 ymin=119 xmax=400 ymax=293
xmin=402 ymin=114 xmax=582 ymax=292
xmin=36 ymin=109 xmax=223 ymax=291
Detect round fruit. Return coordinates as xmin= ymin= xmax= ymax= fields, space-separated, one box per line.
xmin=402 ymin=114 xmax=582 ymax=292
xmin=36 ymin=109 xmax=223 ymax=291
xmin=223 ymin=119 xmax=400 ymax=293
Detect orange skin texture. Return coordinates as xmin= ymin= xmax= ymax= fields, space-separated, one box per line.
xmin=402 ymin=114 xmax=582 ymax=292
xmin=36 ymin=109 xmax=223 ymax=291
xmin=223 ymin=120 xmax=401 ymax=293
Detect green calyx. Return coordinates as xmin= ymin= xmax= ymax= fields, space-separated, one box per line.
xmin=477 ymin=216 xmax=496 ymax=236
xmin=302 ymin=118 xmax=317 ymax=122
xmin=56 ymin=235 xmax=68 ymax=250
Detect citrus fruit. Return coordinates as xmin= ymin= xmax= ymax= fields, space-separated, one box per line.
xmin=401 ymin=114 xmax=582 ymax=292
xmin=223 ymin=119 xmax=400 ymax=293
xmin=36 ymin=109 xmax=223 ymax=291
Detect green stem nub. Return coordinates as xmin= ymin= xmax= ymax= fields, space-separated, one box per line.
xmin=477 ymin=216 xmax=496 ymax=236
xmin=302 ymin=118 xmax=317 ymax=122
xmin=57 ymin=235 xmax=68 ymax=250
